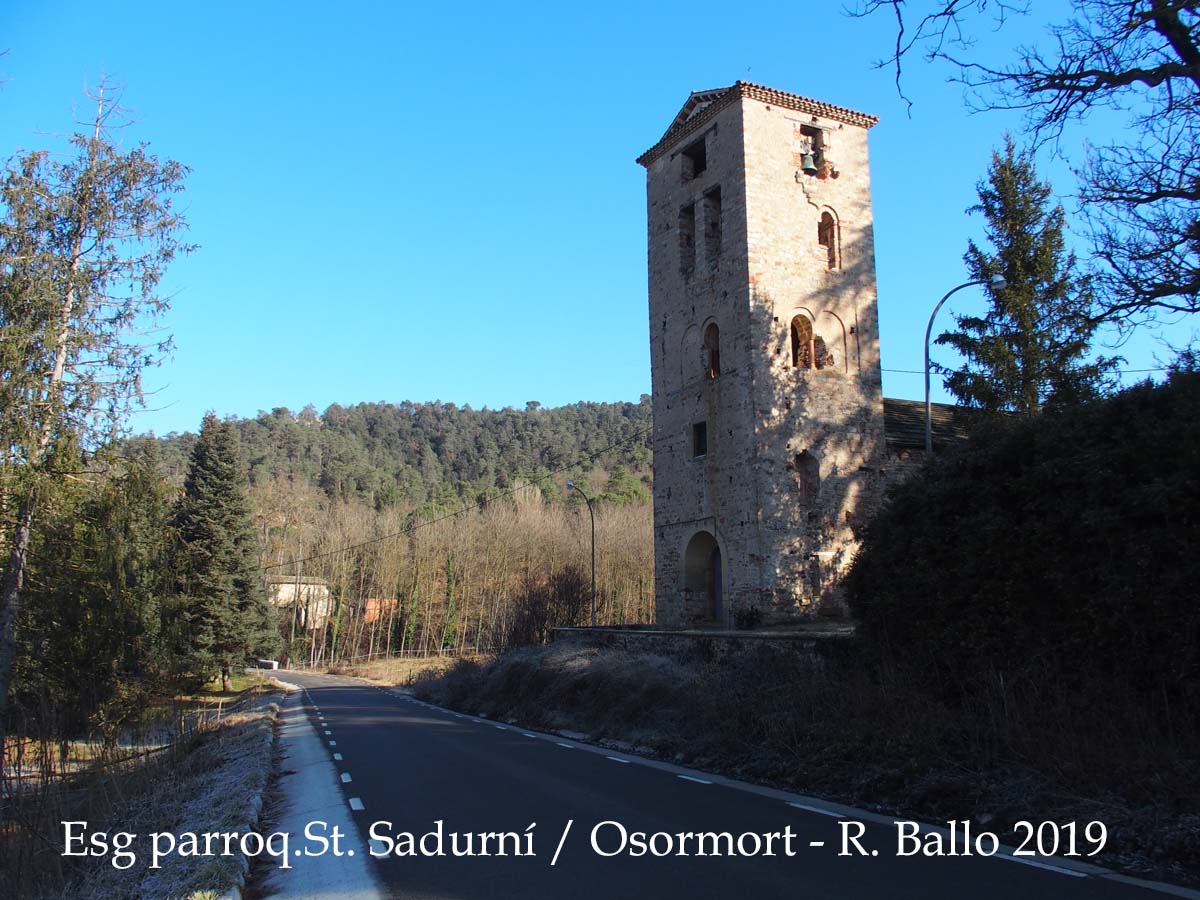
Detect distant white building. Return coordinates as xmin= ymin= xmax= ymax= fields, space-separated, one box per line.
xmin=266 ymin=575 xmax=333 ymax=631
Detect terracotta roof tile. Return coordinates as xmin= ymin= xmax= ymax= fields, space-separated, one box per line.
xmin=637 ymin=81 xmax=879 ymax=168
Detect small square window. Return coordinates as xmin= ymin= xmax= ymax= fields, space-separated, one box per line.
xmin=692 ymin=421 xmax=708 ymax=458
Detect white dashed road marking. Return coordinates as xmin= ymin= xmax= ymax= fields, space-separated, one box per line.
xmin=678 ymin=775 xmax=712 ymax=785
xmin=606 ymin=756 xmax=630 ymax=764
xmin=348 ymin=797 xmax=365 ymax=811
xmin=340 ymin=772 xmax=353 ymax=783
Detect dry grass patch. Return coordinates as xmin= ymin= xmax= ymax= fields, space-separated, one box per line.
xmin=327 ymin=655 xmax=486 ymax=687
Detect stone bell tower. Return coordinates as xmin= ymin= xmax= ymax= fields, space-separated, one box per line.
xmin=636 ymin=82 xmax=886 ymax=627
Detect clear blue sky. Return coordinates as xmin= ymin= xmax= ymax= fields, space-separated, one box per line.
xmin=1 ymin=1 xmax=1188 ymax=436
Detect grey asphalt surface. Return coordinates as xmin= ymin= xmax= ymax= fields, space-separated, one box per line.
xmin=279 ymin=670 xmax=1188 ymax=900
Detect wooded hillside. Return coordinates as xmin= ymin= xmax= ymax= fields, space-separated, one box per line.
xmin=154 ymin=397 xmax=653 ymax=508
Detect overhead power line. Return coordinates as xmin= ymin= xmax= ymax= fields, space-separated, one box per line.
xmin=882 ymin=365 xmax=1170 ymax=376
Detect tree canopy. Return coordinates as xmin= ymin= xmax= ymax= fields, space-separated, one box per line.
xmin=854 ymin=0 xmax=1200 ymax=325
xmin=937 ymin=136 xmax=1117 ymax=413
xmin=154 ymin=397 xmax=654 ymax=510
xmin=0 ymin=85 xmax=190 ymax=741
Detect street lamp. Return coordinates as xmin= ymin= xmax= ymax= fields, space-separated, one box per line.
xmin=924 ymin=274 xmax=1007 ymax=453
xmin=566 ymin=480 xmax=597 ymax=628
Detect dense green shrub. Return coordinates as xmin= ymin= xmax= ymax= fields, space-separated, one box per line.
xmin=846 ymin=371 xmax=1200 ymax=713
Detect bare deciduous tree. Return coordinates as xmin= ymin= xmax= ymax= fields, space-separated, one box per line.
xmin=853 ymin=0 xmax=1200 ymax=324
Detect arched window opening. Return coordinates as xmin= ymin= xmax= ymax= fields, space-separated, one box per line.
xmin=790 ymin=316 xmax=814 ymax=369
xmin=794 ymin=451 xmax=820 ymax=505
xmin=703 ymin=322 xmax=721 ymax=378
xmin=813 ymin=335 xmax=834 ymax=370
xmin=818 ymin=212 xmax=837 ymax=270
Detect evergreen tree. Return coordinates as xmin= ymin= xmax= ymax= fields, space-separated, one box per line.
xmin=16 ymin=441 xmax=174 ymax=738
xmin=937 ymin=137 xmax=1117 ymax=415
xmin=169 ymin=413 xmax=278 ymax=689
xmin=599 ymin=465 xmax=650 ymax=505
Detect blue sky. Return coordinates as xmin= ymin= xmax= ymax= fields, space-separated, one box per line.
xmin=1 ymin=1 xmax=1189 ymax=436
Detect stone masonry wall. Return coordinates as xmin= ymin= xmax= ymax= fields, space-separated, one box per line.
xmin=645 ymin=98 xmax=764 ymax=628
xmin=642 ymin=85 xmax=886 ymax=627
xmin=739 ymin=97 xmax=886 ymax=617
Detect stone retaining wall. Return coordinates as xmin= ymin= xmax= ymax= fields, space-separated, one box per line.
xmin=552 ymin=625 xmax=853 ymax=666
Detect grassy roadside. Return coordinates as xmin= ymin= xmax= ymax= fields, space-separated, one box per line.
xmin=409 ymin=642 xmax=1200 ymax=889
xmin=324 ymin=655 xmax=479 ymax=686
xmin=5 ymin=681 xmax=283 ymax=900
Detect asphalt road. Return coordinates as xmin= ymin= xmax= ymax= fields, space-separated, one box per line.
xmin=278 ymin=671 xmax=1187 ymax=900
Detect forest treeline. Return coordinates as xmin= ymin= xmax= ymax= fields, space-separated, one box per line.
xmin=228 ymin=398 xmax=659 ymax=670
xmin=7 ymin=395 xmax=658 ymax=753
xmin=154 ymin=397 xmax=654 ymax=509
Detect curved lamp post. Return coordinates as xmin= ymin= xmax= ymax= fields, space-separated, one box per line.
xmin=566 ymin=480 xmax=596 ymax=627
xmin=924 ymin=274 xmax=1008 ymax=453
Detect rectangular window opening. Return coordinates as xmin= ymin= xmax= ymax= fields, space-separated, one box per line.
xmin=679 ymin=204 xmax=696 ymax=276
xmin=692 ymin=421 xmax=708 ymax=458
xmin=681 ymin=138 xmax=707 ymax=182
xmin=703 ymin=186 xmax=722 ymax=263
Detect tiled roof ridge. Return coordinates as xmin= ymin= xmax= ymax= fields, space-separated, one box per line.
xmin=636 ymin=81 xmax=879 ymax=168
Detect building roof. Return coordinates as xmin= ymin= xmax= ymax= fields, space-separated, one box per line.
xmin=883 ymin=398 xmax=972 ymax=450
xmin=637 ymin=81 xmax=880 ymax=168
xmin=265 ymin=574 xmax=330 ymax=586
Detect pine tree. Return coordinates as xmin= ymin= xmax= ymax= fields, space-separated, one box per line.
xmin=936 ymin=136 xmax=1117 ymax=415
xmin=170 ymin=413 xmax=278 ymax=689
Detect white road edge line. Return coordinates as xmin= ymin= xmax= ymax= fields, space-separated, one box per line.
xmin=996 ymin=854 xmax=1088 ymax=877
xmin=788 ymin=802 xmax=843 ymax=818
xmin=348 ymin=797 xmax=364 ymax=811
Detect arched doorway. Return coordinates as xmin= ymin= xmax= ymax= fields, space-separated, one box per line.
xmin=683 ymin=531 xmax=723 ymax=623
